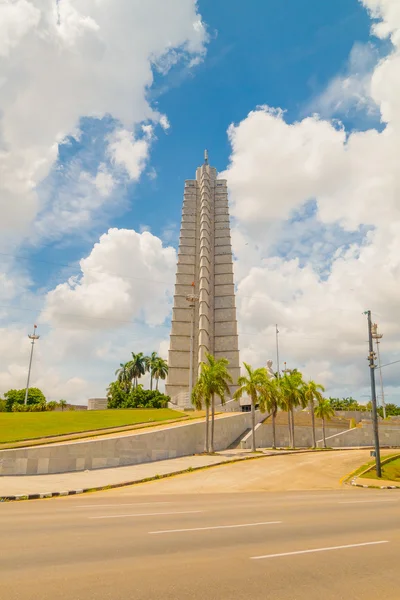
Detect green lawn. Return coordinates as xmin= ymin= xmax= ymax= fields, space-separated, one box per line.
xmin=360 ymin=455 xmax=400 ymax=482
xmin=0 ymin=409 xmax=185 ymax=443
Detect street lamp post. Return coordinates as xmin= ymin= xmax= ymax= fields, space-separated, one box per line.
xmin=364 ymin=311 xmax=382 ymax=478
xmin=275 ymin=324 xmax=280 ymax=378
xmin=24 ymin=324 xmax=40 ymax=405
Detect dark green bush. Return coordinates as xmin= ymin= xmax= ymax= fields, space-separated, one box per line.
xmin=107 ymin=381 xmax=169 ymax=409
xmin=4 ymin=388 xmax=46 ymax=412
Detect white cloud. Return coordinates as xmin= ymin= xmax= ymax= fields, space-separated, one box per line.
xmin=107 ymin=127 xmax=152 ymax=181
xmin=92 ymin=164 xmax=115 ymax=197
xmin=223 ymin=0 xmax=400 ymax=402
xmin=224 ymin=108 xmax=347 ymax=231
xmin=0 ymin=0 xmax=40 ymax=57
xmin=361 ymin=0 xmax=400 ymax=44
xmin=0 ymin=228 xmax=176 ymax=402
xmin=0 ymin=0 xmax=207 ymax=237
xmin=159 ymin=115 xmax=171 ymax=130
xmin=41 ymin=228 xmax=176 ymax=329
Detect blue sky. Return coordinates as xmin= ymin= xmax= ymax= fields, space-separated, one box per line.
xmin=2 ymin=0 xmax=400 ymax=404
xmin=26 ymin=0 xmax=374 ymax=290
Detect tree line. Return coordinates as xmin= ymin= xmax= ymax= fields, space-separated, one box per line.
xmin=329 ymin=396 xmax=400 ymax=418
xmin=107 ymin=351 xmax=169 ymax=409
xmin=0 ymin=388 xmax=71 ymax=412
xmin=192 ymin=354 xmax=335 ymax=452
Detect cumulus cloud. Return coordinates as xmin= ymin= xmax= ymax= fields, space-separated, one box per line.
xmin=0 ymin=229 xmax=176 ymax=402
xmin=0 ymin=0 xmax=207 ymax=237
xmin=41 ymin=228 xmax=176 ymax=329
xmin=223 ymin=0 xmax=400 ymax=402
xmin=107 ymin=127 xmax=153 ymax=181
xmin=0 ymin=0 xmax=40 ymax=57
xmin=361 ymin=0 xmax=400 ymax=44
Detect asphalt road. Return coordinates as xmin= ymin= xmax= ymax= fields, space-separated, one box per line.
xmin=2 ymin=484 xmax=399 ymax=599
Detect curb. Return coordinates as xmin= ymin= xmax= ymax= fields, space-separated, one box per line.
xmin=2 ymin=489 xmax=84 ymax=501
xmin=350 ymin=478 xmax=400 ymax=490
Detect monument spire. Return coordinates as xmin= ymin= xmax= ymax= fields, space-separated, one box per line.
xmin=166 ymin=154 xmax=240 ymax=408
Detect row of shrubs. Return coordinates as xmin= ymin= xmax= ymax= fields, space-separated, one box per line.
xmin=107 ymin=382 xmax=170 ymax=409
xmin=0 ymin=388 xmax=71 ymax=412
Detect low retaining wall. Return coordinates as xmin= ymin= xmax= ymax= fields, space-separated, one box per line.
xmin=0 ymin=411 xmax=264 ymax=476
xmin=317 ymin=424 xmax=400 ymax=448
xmin=239 ymin=423 xmax=348 ymax=449
xmin=215 ymin=399 xmax=242 ymax=413
xmin=335 ymin=410 xmax=371 ymax=424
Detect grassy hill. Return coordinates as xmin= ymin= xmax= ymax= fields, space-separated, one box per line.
xmin=0 ymin=408 xmax=185 ymax=444
xmin=360 ymin=454 xmax=400 ymax=482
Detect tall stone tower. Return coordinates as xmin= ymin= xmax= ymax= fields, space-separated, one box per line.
xmin=166 ymin=152 xmax=240 ymax=408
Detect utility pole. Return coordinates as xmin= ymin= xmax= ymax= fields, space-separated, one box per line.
xmin=371 ymin=323 xmax=386 ymax=420
xmin=24 ymin=324 xmax=40 ymax=405
xmin=364 ymin=311 xmax=381 ymax=478
xmin=275 ymin=324 xmax=280 ymax=378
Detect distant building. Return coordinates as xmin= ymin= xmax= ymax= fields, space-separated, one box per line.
xmin=54 ymin=403 xmax=87 ymax=411
xmin=88 ymin=398 xmax=108 ymax=411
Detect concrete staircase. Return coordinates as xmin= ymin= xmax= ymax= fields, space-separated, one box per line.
xmin=228 ymin=428 xmax=251 ymax=449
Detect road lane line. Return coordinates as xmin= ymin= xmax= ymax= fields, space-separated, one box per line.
xmin=149 ymin=521 xmax=282 ymax=534
xmin=251 ymin=540 xmax=389 ymax=560
xmin=76 ymin=502 xmax=172 ymax=508
xmin=338 ymin=499 xmax=398 ymax=504
xmin=90 ymin=510 xmax=202 ymax=520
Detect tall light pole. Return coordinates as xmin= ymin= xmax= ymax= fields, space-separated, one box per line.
xmin=275 ymin=324 xmax=280 ymax=378
xmin=24 ymin=324 xmax=40 ymax=405
xmin=364 ymin=311 xmax=381 ymax=478
xmin=371 ymin=323 xmax=386 ymax=420
xmin=186 ymin=288 xmax=199 ymax=405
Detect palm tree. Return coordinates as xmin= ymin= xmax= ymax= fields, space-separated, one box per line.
xmin=314 ymin=398 xmax=335 ymax=448
xmin=258 ymin=375 xmax=282 ymax=449
xmin=115 ymin=362 xmax=131 ymax=393
xmin=192 ymin=374 xmax=211 ymax=453
xmin=192 ymin=354 xmax=232 ymax=453
xmin=151 ymin=357 xmax=168 ymax=391
xmin=280 ymin=371 xmax=304 ymax=449
xmin=145 ymin=352 xmax=159 ymax=390
xmin=59 ymin=399 xmax=67 ymax=412
xmin=233 ymin=363 xmax=265 ymax=452
xmin=127 ymin=352 xmax=146 ymax=388
xmin=303 ymin=380 xmax=325 ymax=448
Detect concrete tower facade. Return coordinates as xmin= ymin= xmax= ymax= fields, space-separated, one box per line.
xmin=166 ymin=152 xmax=240 ymax=408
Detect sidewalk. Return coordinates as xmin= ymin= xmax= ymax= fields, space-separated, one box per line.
xmin=0 ymin=450 xmax=264 ymax=500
